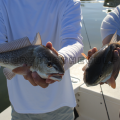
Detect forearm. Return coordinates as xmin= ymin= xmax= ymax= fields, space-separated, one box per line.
xmin=59 ymin=0 xmax=83 ymax=71
xmin=101 ymin=5 xmax=120 ymax=44
xmin=102 ymin=34 xmax=120 ymax=45
xmin=58 ymin=39 xmax=83 ymax=71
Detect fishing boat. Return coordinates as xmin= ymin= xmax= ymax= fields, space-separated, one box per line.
xmin=0 ymin=0 xmax=120 ymax=120
xmin=104 ymin=0 xmax=120 ymax=7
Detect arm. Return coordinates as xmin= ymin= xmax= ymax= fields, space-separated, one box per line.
xmin=101 ymin=5 xmax=120 ymax=45
xmin=58 ymin=0 xmax=83 ymax=71
xmin=88 ymin=6 xmax=120 ymax=58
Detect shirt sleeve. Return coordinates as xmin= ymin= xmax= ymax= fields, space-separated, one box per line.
xmin=101 ymin=5 xmax=120 ymax=41
xmin=58 ymin=0 xmax=83 ymax=71
xmin=0 ymin=7 xmax=8 ymax=43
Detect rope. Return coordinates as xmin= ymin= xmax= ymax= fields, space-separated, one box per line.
xmin=82 ymin=19 xmax=110 ymax=120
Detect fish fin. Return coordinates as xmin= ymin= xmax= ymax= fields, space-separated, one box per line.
xmin=3 ymin=68 xmax=16 ymax=80
xmin=81 ymin=53 xmax=88 ymax=60
xmin=109 ymin=30 xmax=117 ymax=44
xmin=107 ymin=77 xmax=116 ymax=89
xmin=32 ymin=33 xmax=42 ymax=45
xmin=82 ymin=64 xmax=87 ymax=71
xmin=12 ymin=66 xmax=30 ymax=75
xmin=0 ymin=37 xmax=31 ymax=53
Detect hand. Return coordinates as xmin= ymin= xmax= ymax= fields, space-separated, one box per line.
xmin=12 ymin=42 xmax=58 ymax=88
xmin=87 ymin=47 xmax=98 ymax=60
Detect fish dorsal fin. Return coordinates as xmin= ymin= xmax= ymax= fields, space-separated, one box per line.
xmin=0 ymin=37 xmax=31 ymax=53
xmin=109 ymin=31 xmax=117 ymax=44
xmin=32 ymin=33 xmax=42 ymax=45
xmin=3 ymin=68 xmax=16 ymax=80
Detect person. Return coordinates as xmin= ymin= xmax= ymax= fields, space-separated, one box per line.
xmin=88 ymin=5 xmax=120 ymax=85
xmin=0 ymin=0 xmax=83 ymax=120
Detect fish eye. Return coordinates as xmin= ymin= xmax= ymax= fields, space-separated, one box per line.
xmin=99 ymin=74 xmax=102 ymax=77
xmin=47 ymin=62 xmax=52 ymax=68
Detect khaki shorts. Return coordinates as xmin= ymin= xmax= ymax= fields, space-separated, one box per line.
xmin=11 ymin=105 xmax=74 ymax=120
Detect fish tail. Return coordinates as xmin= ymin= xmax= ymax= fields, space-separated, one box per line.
xmin=3 ymin=68 xmax=16 ymax=80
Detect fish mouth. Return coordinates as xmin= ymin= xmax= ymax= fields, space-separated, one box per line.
xmin=48 ymin=73 xmax=64 ymax=81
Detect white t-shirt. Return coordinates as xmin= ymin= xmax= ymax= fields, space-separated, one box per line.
xmin=0 ymin=0 xmax=83 ymax=113
xmin=101 ymin=5 xmax=120 ymax=40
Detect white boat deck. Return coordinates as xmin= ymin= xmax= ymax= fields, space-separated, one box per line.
xmin=71 ymin=61 xmax=120 ymax=120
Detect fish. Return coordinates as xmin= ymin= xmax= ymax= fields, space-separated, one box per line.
xmin=81 ymin=31 xmax=120 ymax=89
xmin=0 ymin=33 xmax=64 ymax=81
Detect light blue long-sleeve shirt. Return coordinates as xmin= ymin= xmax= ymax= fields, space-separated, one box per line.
xmin=0 ymin=0 xmax=83 ymax=113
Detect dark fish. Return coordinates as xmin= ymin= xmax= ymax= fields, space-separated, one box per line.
xmin=82 ymin=31 xmax=120 ymax=89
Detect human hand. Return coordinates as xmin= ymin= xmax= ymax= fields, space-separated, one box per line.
xmin=87 ymin=47 xmax=98 ymax=60
xmin=12 ymin=42 xmax=59 ymax=88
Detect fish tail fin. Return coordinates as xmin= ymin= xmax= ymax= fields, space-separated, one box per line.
xmin=3 ymin=68 xmax=16 ymax=80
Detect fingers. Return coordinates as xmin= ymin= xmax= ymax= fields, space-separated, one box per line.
xmin=46 ymin=79 xmax=55 ymax=84
xmin=113 ymin=50 xmax=119 ymax=63
xmin=12 ymin=63 xmax=56 ymax=88
xmin=46 ymin=42 xmax=52 ymax=49
xmin=88 ymin=50 xmax=92 ymax=59
xmin=23 ymin=71 xmax=37 ymax=86
xmin=116 ymin=47 xmax=120 ymax=52
xmin=25 ymin=72 xmax=55 ymax=88
xmin=113 ymin=48 xmax=120 ymax=63
xmin=92 ymin=47 xmax=98 ymax=53
xmin=32 ymin=72 xmax=49 ymax=88
xmin=112 ymin=48 xmax=120 ymax=80
xmin=46 ymin=42 xmax=58 ymax=55
xmin=88 ymin=47 xmax=98 ymax=59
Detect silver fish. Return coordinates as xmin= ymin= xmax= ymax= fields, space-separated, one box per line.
xmin=82 ymin=31 xmax=120 ymax=89
xmin=0 ymin=33 xmax=64 ymax=81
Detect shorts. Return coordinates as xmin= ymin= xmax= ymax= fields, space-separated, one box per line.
xmin=11 ymin=105 xmax=74 ymax=120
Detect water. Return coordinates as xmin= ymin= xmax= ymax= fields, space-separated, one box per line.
xmin=81 ymin=0 xmax=114 ymax=55
xmin=0 ymin=67 xmax=10 ymax=113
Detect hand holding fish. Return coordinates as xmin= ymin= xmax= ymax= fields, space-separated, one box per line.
xmin=87 ymin=47 xmax=120 ymax=85
xmin=87 ymin=47 xmax=98 ymax=59
xmin=0 ymin=33 xmax=64 ymax=88
xmin=81 ymin=31 xmax=120 ymax=89
xmin=12 ymin=42 xmax=63 ymax=88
